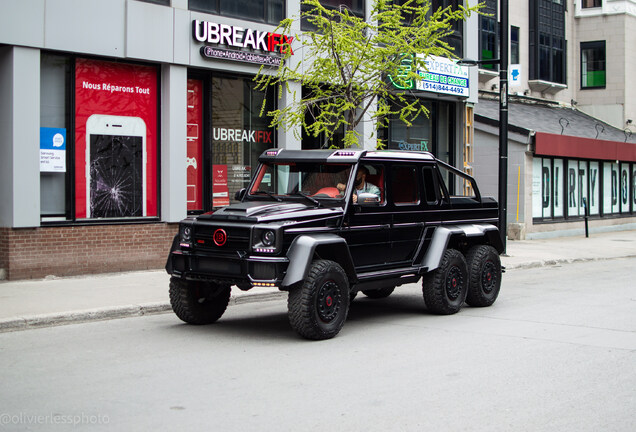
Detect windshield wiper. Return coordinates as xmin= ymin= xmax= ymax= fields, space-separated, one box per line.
xmin=293 ymin=191 xmax=322 ymax=207
xmin=252 ymin=191 xmax=283 ymax=202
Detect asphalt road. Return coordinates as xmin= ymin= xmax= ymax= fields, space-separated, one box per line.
xmin=1 ymin=258 xmax=634 ymax=432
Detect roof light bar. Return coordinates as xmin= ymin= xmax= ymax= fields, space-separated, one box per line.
xmin=334 ymin=150 xmax=357 ymax=157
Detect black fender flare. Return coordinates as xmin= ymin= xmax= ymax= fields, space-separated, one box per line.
xmin=282 ymin=234 xmax=356 ymax=288
xmin=420 ymin=224 xmax=503 ymax=272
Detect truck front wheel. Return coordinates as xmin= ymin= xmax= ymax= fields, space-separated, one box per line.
xmin=169 ymin=277 xmax=231 ymax=325
xmin=422 ymin=249 xmax=468 ymax=315
xmin=287 ymin=260 xmax=350 ymax=340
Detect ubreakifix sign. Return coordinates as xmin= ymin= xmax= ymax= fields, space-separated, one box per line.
xmin=193 ymin=20 xmax=293 ymax=67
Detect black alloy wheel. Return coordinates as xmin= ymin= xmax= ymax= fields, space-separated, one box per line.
xmin=287 ymin=260 xmax=350 ymax=340
xmin=422 ymin=249 xmax=468 ymax=315
xmin=465 ymin=245 xmax=502 ymax=307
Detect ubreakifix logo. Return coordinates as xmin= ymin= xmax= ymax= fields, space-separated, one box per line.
xmin=193 ymin=20 xmax=293 ymax=66
xmin=213 ymin=128 xmax=273 ymax=144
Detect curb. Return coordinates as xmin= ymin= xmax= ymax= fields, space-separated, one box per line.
xmin=0 ymin=291 xmax=287 ymax=334
xmin=503 ymin=254 xmax=636 ymax=271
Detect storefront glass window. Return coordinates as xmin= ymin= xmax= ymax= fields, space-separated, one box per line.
xmin=210 ymin=76 xmax=276 ymax=208
xmin=40 ymin=54 xmax=71 ymax=220
xmin=620 ymin=163 xmax=630 ymax=214
xmin=387 ymin=100 xmax=433 ymax=153
xmin=534 ymin=157 xmax=632 ymax=221
xmin=633 ymin=164 xmax=636 ymax=212
xmin=543 ymin=158 xmax=553 ymax=218
xmin=39 ymin=55 xmax=160 ymax=223
xmin=553 ymin=158 xmax=564 ymax=217
xmin=532 ymin=158 xmax=542 ymax=218
xmin=567 ymin=160 xmax=580 ymax=217
xmin=602 ymin=162 xmax=619 ymax=215
xmin=588 ymin=161 xmax=600 ymax=216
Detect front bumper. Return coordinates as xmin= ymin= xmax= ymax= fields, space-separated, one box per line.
xmin=167 ymin=249 xmax=289 ymax=288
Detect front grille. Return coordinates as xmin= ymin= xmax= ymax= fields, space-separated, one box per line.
xmin=193 ymin=224 xmax=251 ymax=253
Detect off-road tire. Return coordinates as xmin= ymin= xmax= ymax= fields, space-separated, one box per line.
xmin=169 ymin=277 xmax=231 ymax=325
xmin=287 ymin=260 xmax=350 ymax=340
xmin=465 ymin=245 xmax=501 ymax=307
xmin=362 ymin=286 xmax=395 ymax=299
xmin=422 ymin=249 xmax=468 ymax=315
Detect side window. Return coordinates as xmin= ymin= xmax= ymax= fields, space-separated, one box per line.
xmin=422 ymin=166 xmax=442 ymax=205
xmin=357 ymin=164 xmax=385 ymax=204
xmin=392 ymin=165 xmax=420 ymax=205
xmin=437 ymin=164 xmax=477 ymax=200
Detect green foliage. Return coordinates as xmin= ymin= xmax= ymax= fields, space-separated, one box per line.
xmin=255 ymin=0 xmax=482 ymax=148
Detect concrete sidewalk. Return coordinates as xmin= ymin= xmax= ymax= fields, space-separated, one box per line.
xmin=1 ymin=230 xmax=634 ymax=332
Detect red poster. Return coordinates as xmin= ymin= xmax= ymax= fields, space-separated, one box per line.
xmin=212 ymin=164 xmax=230 ymax=207
xmin=75 ymin=58 xmax=158 ymax=219
xmin=187 ymin=79 xmax=203 ymax=211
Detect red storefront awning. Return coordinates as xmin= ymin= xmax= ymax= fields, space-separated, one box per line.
xmin=534 ymin=132 xmax=636 ymax=162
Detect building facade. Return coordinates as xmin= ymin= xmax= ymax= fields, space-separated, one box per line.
xmin=473 ymin=0 xmax=636 ymax=239
xmin=0 ymin=0 xmax=479 ymax=279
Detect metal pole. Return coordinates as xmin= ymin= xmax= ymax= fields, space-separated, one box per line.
xmin=499 ymin=0 xmax=509 ymax=253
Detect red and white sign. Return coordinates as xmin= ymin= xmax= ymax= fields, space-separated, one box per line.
xmin=74 ymin=58 xmax=158 ymax=219
xmin=187 ymin=79 xmax=203 ymax=211
xmin=212 ymin=164 xmax=230 ymax=207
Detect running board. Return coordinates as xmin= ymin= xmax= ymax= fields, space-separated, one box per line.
xmin=356 ymin=266 xmax=426 ymax=281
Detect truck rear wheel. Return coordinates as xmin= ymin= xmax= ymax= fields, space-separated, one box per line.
xmin=169 ymin=277 xmax=231 ymax=325
xmin=287 ymin=260 xmax=350 ymax=340
xmin=422 ymin=249 xmax=468 ymax=315
xmin=465 ymin=245 xmax=501 ymax=307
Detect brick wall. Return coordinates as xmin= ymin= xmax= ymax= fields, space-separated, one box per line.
xmin=0 ymin=223 xmax=177 ymax=280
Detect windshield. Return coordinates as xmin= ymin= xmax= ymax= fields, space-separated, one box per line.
xmin=249 ymin=162 xmax=353 ymax=200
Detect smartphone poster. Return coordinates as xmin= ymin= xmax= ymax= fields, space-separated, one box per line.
xmin=75 ymin=58 xmax=158 ymax=219
xmin=85 ymin=115 xmax=146 ymax=218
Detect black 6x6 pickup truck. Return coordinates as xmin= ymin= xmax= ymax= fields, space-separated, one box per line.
xmin=166 ymin=149 xmax=503 ymax=339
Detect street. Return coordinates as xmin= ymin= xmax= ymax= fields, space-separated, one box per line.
xmin=1 ymin=258 xmax=635 ymax=431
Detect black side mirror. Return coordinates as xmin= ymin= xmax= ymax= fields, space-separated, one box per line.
xmin=356 ymin=192 xmax=381 ymax=206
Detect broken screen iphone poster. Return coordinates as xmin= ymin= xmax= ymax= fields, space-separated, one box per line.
xmin=74 ymin=59 xmax=158 ymax=219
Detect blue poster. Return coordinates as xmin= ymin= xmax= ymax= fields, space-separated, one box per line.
xmin=40 ymin=127 xmax=66 ymax=172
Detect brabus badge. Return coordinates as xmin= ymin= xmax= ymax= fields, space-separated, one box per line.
xmin=213 ymin=229 xmax=227 ymax=246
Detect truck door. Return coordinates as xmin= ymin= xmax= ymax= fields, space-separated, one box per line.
xmin=340 ymin=164 xmax=392 ymax=272
xmin=389 ymin=164 xmax=425 ymax=266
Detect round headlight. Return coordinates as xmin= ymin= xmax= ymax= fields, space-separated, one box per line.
xmin=262 ymin=230 xmax=276 ymax=246
xmin=182 ymin=226 xmax=192 ymax=241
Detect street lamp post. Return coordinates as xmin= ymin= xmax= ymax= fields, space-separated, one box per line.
xmin=498 ymin=0 xmax=509 ymax=254
xmin=459 ymin=0 xmax=509 ymax=253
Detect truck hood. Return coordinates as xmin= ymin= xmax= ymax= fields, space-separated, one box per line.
xmin=198 ymin=201 xmax=344 ymax=222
